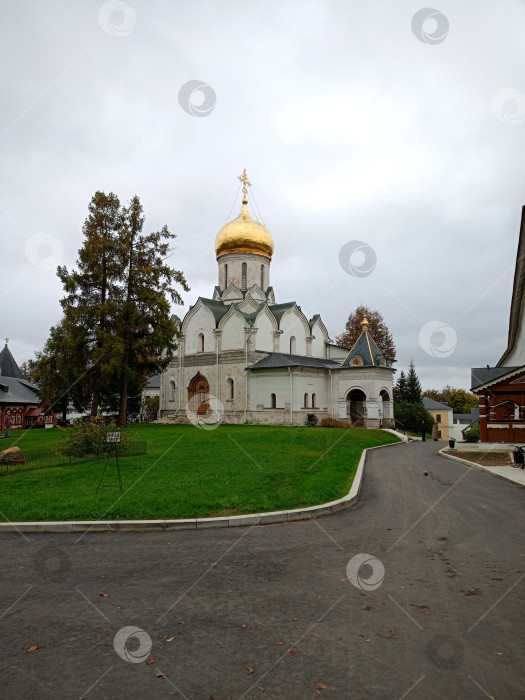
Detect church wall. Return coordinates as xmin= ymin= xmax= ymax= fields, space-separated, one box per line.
xmin=310 ymin=321 xmax=327 ymax=358
xmin=184 ymin=306 xmax=216 ymax=354
xmin=280 ymin=309 xmax=307 ymax=355
xmin=327 ymin=345 xmax=349 ymax=361
xmin=254 ymin=311 xmax=274 ymax=354
xmin=221 ymin=313 xmax=247 ymax=351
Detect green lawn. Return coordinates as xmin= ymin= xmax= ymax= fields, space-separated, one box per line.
xmin=0 ymin=424 xmax=399 ymax=521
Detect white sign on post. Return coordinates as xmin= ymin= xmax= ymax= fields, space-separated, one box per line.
xmin=106 ymin=432 xmax=122 ymax=443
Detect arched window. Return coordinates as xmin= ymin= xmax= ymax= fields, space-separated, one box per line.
xmin=312 ymin=393 xmax=316 ymax=408
xmin=224 ymin=263 xmax=228 ymax=288
xmin=169 ymin=379 xmax=176 ymax=401
xmin=290 ymin=336 xmax=296 ymax=354
xmin=241 ymin=262 xmax=247 ymax=291
xmin=260 ymin=264 xmax=264 ymax=289
xmin=304 ymin=393 xmax=308 ymax=408
xmin=198 ymin=333 xmax=204 ymax=352
xmin=271 ymin=393 xmax=277 ymax=409
xmin=227 ymin=378 xmax=234 ymax=400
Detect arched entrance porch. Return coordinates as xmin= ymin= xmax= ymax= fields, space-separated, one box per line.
xmin=346 ymin=389 xmax=366 ymax=426
xmin=188 ymin=372 xmax=210 ymax=415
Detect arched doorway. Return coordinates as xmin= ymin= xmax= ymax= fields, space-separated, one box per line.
xmin=188 ymin=372 xmax=210 ymax=415
xmin=346 ymin=389 xmax=366 ymax=425
xmin=380 ymin=389 xmax=391 ymax=427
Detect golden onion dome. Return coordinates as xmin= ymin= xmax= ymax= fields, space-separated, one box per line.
xmin=215 ymin=170 xmax=274 ymax=258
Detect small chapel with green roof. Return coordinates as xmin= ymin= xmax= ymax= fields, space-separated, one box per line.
xmin=159 ymin=171 xmax=395 ymax=428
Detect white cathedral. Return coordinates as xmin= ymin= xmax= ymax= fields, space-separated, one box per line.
xmin=159 ymin=171 xmax=395 ymax=428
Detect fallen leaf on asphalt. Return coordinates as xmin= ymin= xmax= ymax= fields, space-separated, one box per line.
xmin=293 ymin=618 xmax=298 ymax=621
xmin=366 ymin=639 xmax=371 ymax=642
xmin=276 ymin=642 xmax=283 ymax=645
xmin=257 ymin=687 xmax=265 ymax=692
xmin=26 ymin=645 xmax=38 ymax=653
xmin=241 ymin=625 xmax=247 ymax=629
xmin=495 ymin=652 xmax=504 ymax=656
xmin=104 ymin=642 xmax=113 ymax=647
xmin=166 ymin=637 xmax=174 ymax=642
xmin=99 ymin=593 xmax=109 ymax=597
xmin=177 ymin=622 xmax=184 ymax=626
xmin=145 ymin=656 xmax=155 ymax=665
xmin=155 ymin=672 xmax=166 ymax=678
xmin=287 ymin=649 xmax=296 ymax=658
xmin=243 ymin=666 xmax=254 ymax=674
xmin=158 ymin=633 xmax=164 ymax=638
xmin=316 ymin=682 xmax=328 ymax=690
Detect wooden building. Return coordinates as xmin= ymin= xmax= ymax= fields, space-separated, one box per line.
xmin=471 ymin=207 xmax=525 ymax=442
xmin=0 ymin=340 xmax=56 ymax=431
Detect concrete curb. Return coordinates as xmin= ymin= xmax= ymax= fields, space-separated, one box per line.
xmin=438 ymin=448 xmax=525 ymax=488
xmin=0 ymin=439 xmax=406 ymax=534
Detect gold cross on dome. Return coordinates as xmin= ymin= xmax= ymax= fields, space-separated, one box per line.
xmin=4 ymin=338 xmax=8 ymax=346
xmin=238 ymin=169 xmax=252 ymax=202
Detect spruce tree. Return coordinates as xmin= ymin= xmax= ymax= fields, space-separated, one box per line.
xmin=57 ymin=191 xmax=124 ymax=416
xmin=396 ymin=370 xmax=407 ymax=400
xmin=405 ymin=360 xmax=423 ymax=404
xmin=115 ymin=195 xmax=189 ymax=425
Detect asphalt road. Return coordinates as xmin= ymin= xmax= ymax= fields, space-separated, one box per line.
xmin=1 ymin=441 xmax=524 ymax=699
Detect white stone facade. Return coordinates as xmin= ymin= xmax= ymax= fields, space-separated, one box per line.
xmin=159 ymin=197 xmax=394 ymax=428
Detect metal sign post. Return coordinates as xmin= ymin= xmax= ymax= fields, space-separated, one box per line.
xmin=97 ymin=432 xmax=123 ymax=492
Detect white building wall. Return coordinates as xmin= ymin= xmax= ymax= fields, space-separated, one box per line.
xmin=221 ymin=313 xmax=246 ymax=351
xmin=311 ymin=320 xmax=327 ymax=358
xmin=254 ymin=311 xmax=275 ymax=354
xmin=280 ymin=309 xmax=307 ymax=355
xmin=184 ymin=306 xmax=216 ymax=354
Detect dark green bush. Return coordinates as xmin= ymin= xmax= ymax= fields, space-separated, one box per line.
xmin=59 ymin=417 xmax=130 ymax=458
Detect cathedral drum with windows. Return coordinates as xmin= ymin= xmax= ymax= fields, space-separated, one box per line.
xmin=159 ymin=171 xmax=395 ymax=428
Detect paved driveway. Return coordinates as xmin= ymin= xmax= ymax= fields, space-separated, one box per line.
xmin=1 ymin=441 xmax=524 ymax=699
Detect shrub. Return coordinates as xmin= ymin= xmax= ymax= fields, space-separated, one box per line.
xmin=464 ymin=425 xmax=480 ymax=443
xmin=59 ymin=417 xmax=130 ymax=458
xmin=394 ymin=401 xmax=434 ymax=434
xmin=306 ymin=413 xmax=318 ymax=426
xmin=320 ymin=418 xmax=351 ymax=429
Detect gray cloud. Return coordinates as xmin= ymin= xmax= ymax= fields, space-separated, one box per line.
xmin=1 ymin=0 xmax=524 ymax=390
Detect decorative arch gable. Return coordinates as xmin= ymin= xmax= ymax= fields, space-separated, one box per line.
xmin=238 ymin=294 xmax=260 ymax=314
xmin=220 ymin=306 xmax=248 ymax=350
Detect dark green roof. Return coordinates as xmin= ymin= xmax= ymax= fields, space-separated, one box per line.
xmin=247 ymin=352 xmax=340 ymax=370
xmin=269 ymin=302 xmax=296 ymax=327
xmin=198 ymin=298 xmax=230 ymax=326
xmin=340 ymin=329 xmax=386 ymax=368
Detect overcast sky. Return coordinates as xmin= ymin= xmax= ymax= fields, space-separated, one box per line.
xmin=1 ymin=0 xmax=524 ymax=391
